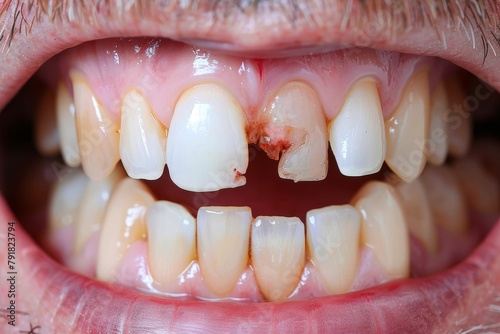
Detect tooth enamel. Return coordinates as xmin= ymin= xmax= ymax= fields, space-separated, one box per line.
xmin=260 ymin=81 xmax=328 ymax=182
xmin=446 ymin=81 xmax=472 ymax=158
xmin=120 ymin=90 xmax=167 ymax=180
xmin=352 ymin=181 xmax=409 ymax=279
xmin=73 ymin=167 xmax=125 ymax=254
xmin=427 ymin=83 xmax=449 ymax=166
xmin=146 ymin=201 xmax=196 ymax=288
xmin=394 ymin=178 xmax=439 ymax=254
xmin=56 ymin=81 xmax=81 ymax=167
xmin=420 ymin=166 xmax=468 ymax=235
xmin=35 ymin=89 xmax=60 ymax=156
xmin=251 ymin=216 xmax=305 ymax=302
xmin=306 ymin=205 xmax=361 ymax=294
xmin=385 ymin=71 xmax=430 ymax=183
xmin=96 ymin=178 xmax=154 ymax=281
xmin=72 ymin=74 xmax=120 ymax=181
xmin=329 ymin=79 xmax=385 ymax=176
xmin=166 ymin=83 xmax=248 ymax=192
xmin=197 ymin=206 xmax=251 ymax=296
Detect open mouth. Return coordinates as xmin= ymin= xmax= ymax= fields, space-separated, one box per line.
xmin=1 ymin=1 xmax=500 ymax=333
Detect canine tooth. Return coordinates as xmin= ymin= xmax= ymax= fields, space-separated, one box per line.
xmin=446 ymin=81 xmax=471 ymax=158
xmin=260 ymin=81 xmax=328 ymax=182
xmin=306 ymin=205 xmax=361 ymax=294
xmin=330 ymin=79 xmax=385 ymax=176
xmin=96 ymin=178 xmax=154 ymax=281
xmin=120 ymin=90 xmax=167 ymax=180
xmin=420 ymin=166 xmax=468 ymax=235
xmin=427 ymin=83 xmax=449 ymax=166
xmin=56 ymin=82 xmax=81 ymax=167
xmin=166 ymin=83 xmax=248 ymax=192
xmin=35 ymin=89 xmax=60 ymax=156
xmin=251 ymin=216 xmax=305 ymax=302
xmin=72 ymin=74 xmax=120 ymax=181
xmin=147 ymin=201 xmax=196 ymax=288
xmin=73 ymin=167 xmax=125 ymax=254
xmin=352 ymin=181 xmax=409 ymax=279
xmin=385 ymin=71 xmax=430 ymax=183
xmin=197 ymin=207 xmax=251 ymax=296
xmin=394 ymin=179 xmax=439 ymax=254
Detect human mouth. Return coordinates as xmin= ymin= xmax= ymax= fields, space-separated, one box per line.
xmin=1 ymin=1 xmax=500 ymax=333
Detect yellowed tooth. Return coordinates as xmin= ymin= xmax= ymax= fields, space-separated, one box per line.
xmin=446 ymin=80 xmax=472 ymax=158
xmin=96 ymin=178 xmax=154 ymax=281
xmin=260 ymin=81 xmax=328 ymax=182
xmin=146 ymin=201 xmax=196 ymax=288
xmin=35 ymin=89 xmax=60 ymax=156
xmin=352 ymin=181 xmax=409 ymax=279
xmin=427 ymin=83 xmax=449 ymax=166
xmin=420 ymin=165 xmax=468 ymax=235
xmin=251 ymin=216 xmax=305 ymax=302
xmin=73 ymin=167 xmax=125 ymax=254
xmin=385 ymin=71 xmax=430 ymax=183
xmin=306 ymin=205 xmax=361 ymax=294
xmin=394 ymin=178 xmax=439 ymax=254
xmin=197 ymin=207 xmax=252 ymax=296
xmin=452 ymin=157 xmax=500 ymax=214
xmin=72 ymin=73 xmax=120 ymax=181
xmin=56 ymin=81 xmax=81 ymax=167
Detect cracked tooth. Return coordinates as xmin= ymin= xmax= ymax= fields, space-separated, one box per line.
xmin=147 ymin=201 xmax=196 ymax=288
xmin=96 ymin=178 xmax=154 ymax=281
xmin=35 ymin=89 xmax=60 ymax=156
xmin=72 ymin=74 xmax=120 ymax=181
xmin=330 ymin=79 xmax=385 ymax=176
xmin=352 ymin=181 xmax=409 ymax=279
xmin=446 ymin=80 xmax=472 ymax=158
xmin=166 ymin=83 xmax=248 ymax=192
xmin=260 ymin=81 xmax=328 ymax=182
xmin=197 ymin=207 xmax=251 ymax=296
xmin=120 ymin=90 xmax=167 ymax=180
xmin=56 ymin=81 xmax=81 ymax=167
xmin=427 ymin=83 xmax=449 ymax=166
xmin=306 ymin=205 xmax=361 ymax=294
xmin=420 ymin=166 xmax=468 ymax=235
xmin=251 ymin=216 xmax=305 ymax=302
xmin=385 ymin=71 xmax=430 ymax=183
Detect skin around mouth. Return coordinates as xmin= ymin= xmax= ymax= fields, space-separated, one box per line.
xmin=1 ymin=1 xmax=500 ymax=333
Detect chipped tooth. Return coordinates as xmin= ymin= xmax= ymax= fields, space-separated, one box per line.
xmin=420 ymin=166 xmax=468 ymax=235
xmin=35 ymin=89 xmax=60 ymax=156
xmin=96 ymin=178 xmax=154 ymax=281
xmin=446 ymin=81 xmax=472 ymax=158
xmin=394 ymin=178 xmax=439 ymax=254
xmin=72 ymin=74 xmax=120 ymax=181
xmin=251 ymin=216 xmax=305 ymax=302
xmin=427 ymin=83 xmax=449 ymax=166
xmin=306 ymin=205 xmax=361 ymax=294
xmin=260 ymin=81 xmax=328 ymax=182
xmin=147 ymin=201 xmax=196 ymax=288
xmin=452 ymin=157 xmax=500 ymax=214
xmin=166 ymin=83 xmax=248 ymax=192
xmin=330 ymin=79 xmax=385 ymax=176
xmin=385 ymin=71 xmax=430 ymax=183
xmin=120 ymin=90 xmax=167 ymax=180
xmin=197 ymin=207 xmax=252 ymax=296
xmin=56 ymin=81 xmax=81 ymax=167
xmin=352 ymin=181 xmax=409 ymax=279
xmin=73 ymin=167 xmax=125 ymax=254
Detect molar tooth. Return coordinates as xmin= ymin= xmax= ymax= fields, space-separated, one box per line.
xmin=96 ymin=178 xmax=154 ymax=281
xmin=306 ymin=205 xmax=361 ymax=294
xmin=197 ymin=207 xmax=251 ymax=296
xmin=385 ymin=71 xmax=430 ymax=183
xmin=56 ymin=81 xmax=81 ymax=167
xmin=427 ymin=83 xmax=449 ymax=166
xmin=251 ymin=216 xmax=305 ymax=302
xmin=35 ymin=89 xmax=60 ymax=156
xmin=72 ymin=74 xmax=120 ymax=181
xmin=260 ymin=81 xmax=328 ymax=182
xmin=352 ymin=181 xmax=410 ymax=279
xmin=147 ymin=201 xmax=196 ymax=288
xmin=166 ymin=83 xmax=248 ymax=192
xmin=120 ymin=90 xmax=167 ymax=180
xmin=330 ymin=79 xmax=385 ymax=176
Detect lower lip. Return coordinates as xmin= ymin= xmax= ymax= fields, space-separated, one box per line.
xmin=2 ymin=193 xmax=499 ymax=332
